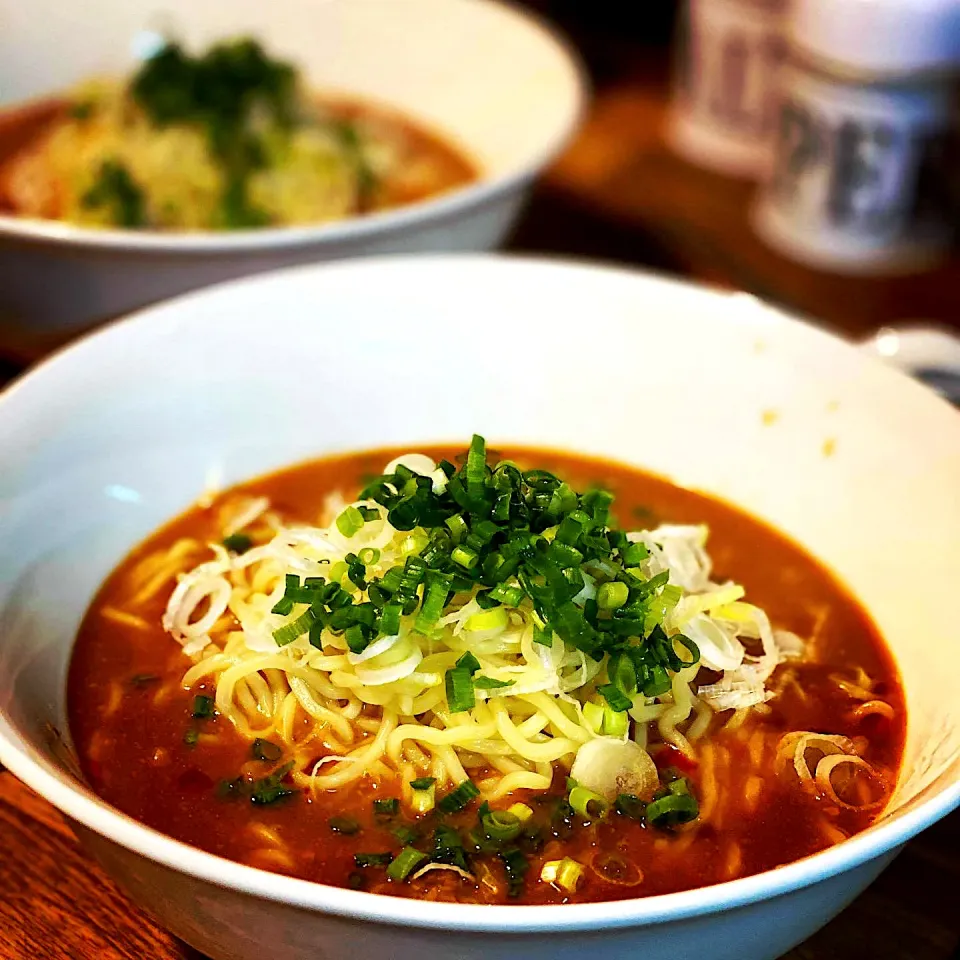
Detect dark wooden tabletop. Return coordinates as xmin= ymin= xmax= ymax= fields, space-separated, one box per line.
xmin=1 ymin=25 xmax=959 ymax=960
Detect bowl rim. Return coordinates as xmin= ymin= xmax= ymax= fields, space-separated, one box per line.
xmin=0 ymin=0 xmax=588 ymax=253
xmin=1 ymin=253 xmax=958 ymax=932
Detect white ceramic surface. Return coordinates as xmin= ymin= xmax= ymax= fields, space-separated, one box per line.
xmin=0 ymin=0 xmax=585 ymax=334
xmin=1 ymin=256 xmax=959 ymax=960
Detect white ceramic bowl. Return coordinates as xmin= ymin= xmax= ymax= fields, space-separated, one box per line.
xmin=0 ymin=0 xmax=585 ymax=337
xmin=1 ymin=256 xmax=958 ymax=960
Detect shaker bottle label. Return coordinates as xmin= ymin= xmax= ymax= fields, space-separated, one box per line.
xmin=758 ymin=65 xmax=953 ymax=266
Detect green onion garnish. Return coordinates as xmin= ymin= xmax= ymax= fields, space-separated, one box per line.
xmin=373 ymin=797 xmax=399 ymax=818
xmin=615 ymin=793 xmax=646 ymax=820
xmin=251 ymin=738 xmax=283 ymax=762
xmin=410 ymin=777 xmax=436 ymax=790
xmin=392 ymin=825 xmax=418 ymax=845
xmin=480 ymin=808 xmax=522 ymax=843
xmin=445 ymin=665 xmax=476 ymax=713
xmin=222 ymin=532 xmax=253 ymax=554
xmin=646 ymin=778 xmax=699 ymax=828
xmin=598 ymin=683 xmax=633 ymax=713
xmin=500 ymin=847 xmax=529 ymax=898
xmin=596 ymin=580 xmax=629 ymax=611
xmin=386 ymin=846 xmax=427 ymax=882
xmin=336 ymin=505 xmax=365 ymax=538
xmin=329 ymin=816 xmax=361 ymax=835
xmin=183 ymin=728 xmax=199 ymax=747
xmin=438 ymin=779 xmax=480 ymax=813
xmin=569 ymin=785 xmax=610 ymax=820
xmin=473 ymin=676 xmax=515 ymax=689
xmin=354 ymin=852 xmax=393 ymax=868
xmin=249 ymin=762 xmax=296 ymax=805
xmin=192 ymin=695 xmax=215 ymax=719
xmin=273 ymin=607 xmax=317 ymax=646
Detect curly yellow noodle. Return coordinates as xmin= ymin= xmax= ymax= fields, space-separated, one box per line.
xmin=698 ymin=742 xmax=718 ymax=823
xmin=724 ymin=707 xmax=751 ymax=732
xmin=712 ymin=746 xmax=730 ymax=830
xmin=518 ymin=693 xmax=592 ymax=743
xmin=482 ymin=769 xmax=553 ymax=800
xmin=657 ymin=664 xmax=699 ymax=757
xmin=387 ymin=719 xmax=497 ymax=766
xmin=288 ymin=676 xmax=355 ymax=742
xmin=431 ymin=743 xmax=468 ymax=785
xmin=307 ymin=710 xmax=398 ymax=790
xmin=748 ymin=728 xmax=767 ymax=768
xmin=100 ymin=607 xmax=150 ymax=630
xmin=490 ymin=701 xmax=579 ymax=764
xmin=687 ymin=695 xmax=713 ymax=741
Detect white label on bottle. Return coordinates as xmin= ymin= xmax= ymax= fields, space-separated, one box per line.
xmin=669 ymin=0 xmax=787 ymax=176
xmin=755 ymin=64 xmax=953 ymax=269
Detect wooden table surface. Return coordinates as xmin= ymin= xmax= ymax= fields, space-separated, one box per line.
xmin=2 ymin=58 xmax=959 ymax=960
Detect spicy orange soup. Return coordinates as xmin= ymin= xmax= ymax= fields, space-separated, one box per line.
xmin=69 ymin=444 xmax=904 ymax=904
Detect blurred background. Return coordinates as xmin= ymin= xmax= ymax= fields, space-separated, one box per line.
xmin=510 ymin=0 xmax=959 ymax=339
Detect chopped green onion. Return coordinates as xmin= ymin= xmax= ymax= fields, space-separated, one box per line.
xmin=582 ymin=700 xmax=604 ymax=734
xmin=615 ymin=793 xmax=646 ymax=820
xmin=451 ymin=544 xmax=480 ymax=569
xmin=456 ymin=651 xmax=481 ymax=674
xmin=373 ymin=797 xmax=399 ymax=818
xmin=598 ymin=683 xmax=633 ymax=713
xmin=183 ymin=728 xmax=199 ymax=747
xmin=251 ymin=738 xmax=283 ymax=762
xmin=249 ymin=761 xmax=295 ymax=805
xmin=354 ymin=852 xmax=393 ymax=868
xmin=392 ymin=825 xmax=418 ymax=845
xmin=445 ymin=514 xmax=468 ymax=543
xmin=489 ymin=581 xmax=524 ymax=606
xmin=646 ymin=791 xmax=699 ymax=828
xmin=222 ymin=533 xmax=252 ymax=554
xmin=273 ymin=607 xmax=317 ymax=646
xmin=532 ymin=623 xmax=553 ymax=647
xmin=415 ymin=571 xmax=453 ymax=634
xmin=329 ymin=816 xmax=360 ymax=835
xmin=433 ymin=824 xmax=470 ymax=870
xmin=192 ymin=695 xmax=215 ymax=719
xmin=336 ymin=505 xmax=365 ymax=538
xmin=507 ymin=802 xmax=534 ymax=823
xmin=540 ymin=856 xmax=583 ymax=893
xmin=473 ymin=676 xmax=515 ymax=689
xmin=623 ymin=542 xmax=649 ymax=565
xmin=438 ymin=779 xmax=480 ymax=813
xmin=358 ymin=547 xmax=380 ymax=565
xmin=569 ymin=785 xmax=610 ymax=820
xmin=445 ymin=665 xmax=476 ymax=713
xmin=597 ymin=580 xmax=629 ymax=611
xmin=129 ymin=673 xmax=160 ymax=687
xmin=480 ymin=808 xmax=522 ymax=843
xmin=386 ymin=846 xmax=427 ymax=881
xmin=602 ymin=703 xmax=629 ymax=737
xmin=500 ymin=847 xmax=529 ymax=898
xmin=464 ymin=606 xmax=509 ymax=634
xmin=410 ymin=777 xmax=437 ymax=814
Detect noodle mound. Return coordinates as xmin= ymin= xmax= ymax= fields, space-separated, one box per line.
xmin=162 ymin=448 xmax=800 ymax=801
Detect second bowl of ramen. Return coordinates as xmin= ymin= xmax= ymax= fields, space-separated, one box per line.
xmin=0 ymin=0 xmax=585 ymax=336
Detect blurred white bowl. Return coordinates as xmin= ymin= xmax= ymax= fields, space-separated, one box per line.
xmin=0 ymin=0 xmax=586 ymax=336
xmin=0 ymin=255 xmax=958 ymax=960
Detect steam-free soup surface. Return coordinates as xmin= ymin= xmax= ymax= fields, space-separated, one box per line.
xmin=69 ymin=446 xmax=904 ymax=903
